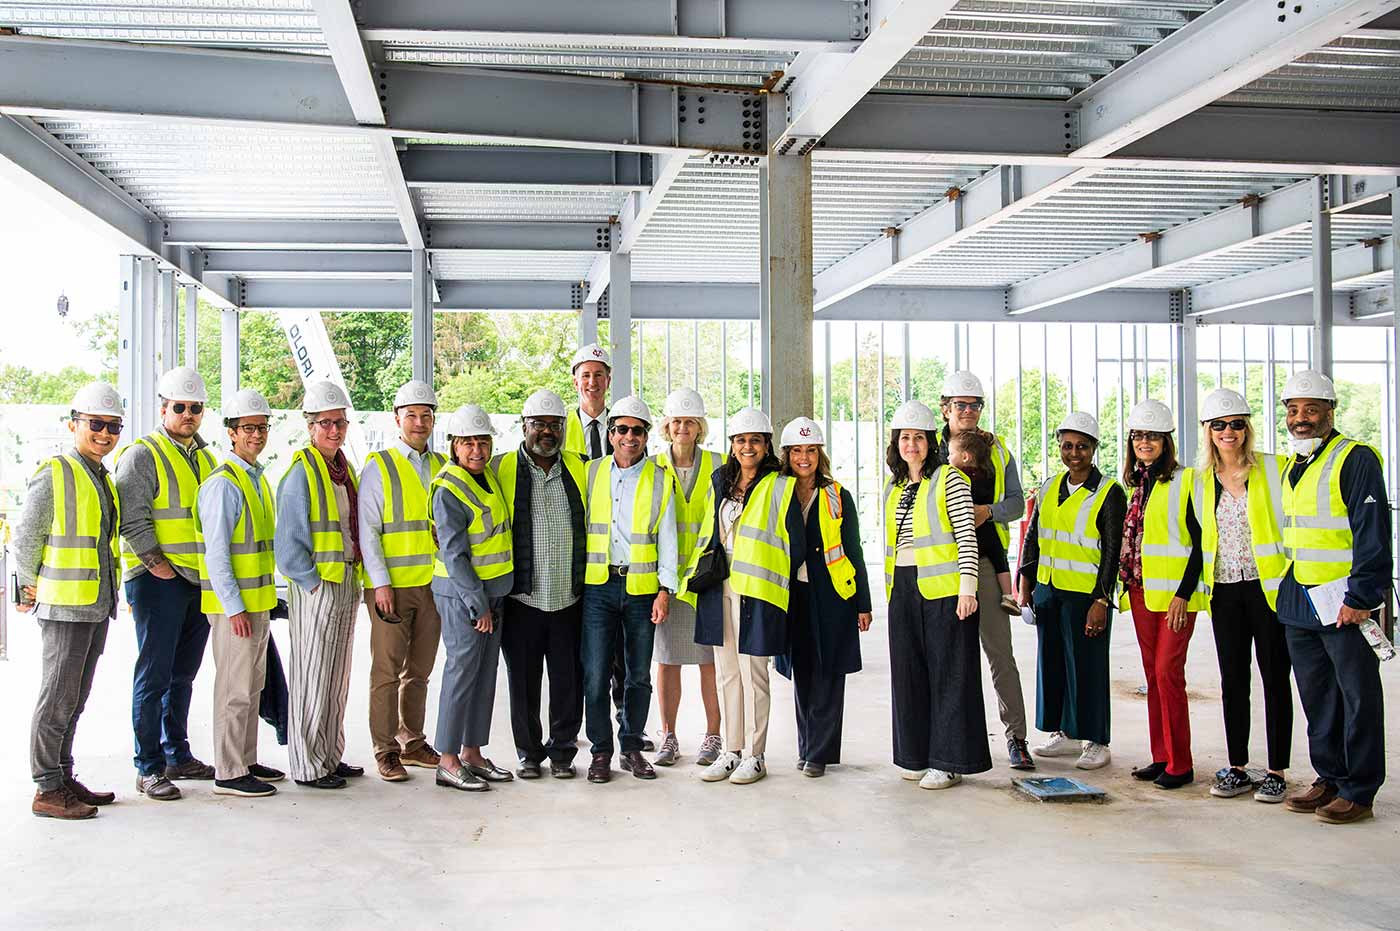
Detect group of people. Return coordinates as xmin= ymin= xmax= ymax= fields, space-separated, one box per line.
xmin=17 ymin=345 xmax=1390 ymax=826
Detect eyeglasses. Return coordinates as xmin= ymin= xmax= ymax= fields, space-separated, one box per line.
xmin=951 ymin=400 xmax=984 ymax=413
xmin=1129 ymin=430 xmax=1166 ymax=443
xmin=610 ymin=424 xmax=648 ymax=437
xmin=170 ymin=402 xmax=203 ymax=415
xmin=77 ymin=418 xmax=123 ymax=435
xmin=310 ymin=418 xmax=349 ymax=431
xmin=234 ymin=424 xmax=270 ymax=436
xmin=1209 ymin=419 xmax=1248 ymax=432
xmin=523 ymin=418 xmax=563 ymax=431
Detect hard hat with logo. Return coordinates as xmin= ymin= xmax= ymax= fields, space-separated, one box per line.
xmin=302 ymin=379 xmax=351 ymax=414
xmin=393 ymin=379 xmax=438 ymax=411
xmin=571 ymin=343 xmax=612 ymax=373
xmin=1056 ymin=411 xmax=1100 ymax=442
xmin=157 ymin=366 xmax=208 ymax=403
xmin=444 ymin=404 xmax=497 ymax=438
xmin=890 ymin=399 xmax=938 ymax=432
xmin=727 ymin=407 xmax=774 ymax=437
xmin=663 ymin=387 xmax=706 ymax=419
xmin=1199 ymin=388 xmax=1251 ymax=423
xmin=1280 ymin=369 xmax=1337 ymax=403
xmin=1126 ymin=399 xmax=1175 ymax=433
xmin=609 ymin=395 xmax=653 ymax=427
xmin=941 ymin=370 xmax=986 ymax=399
xmin=780 ymin=417 xmax=825 ymax=448
xmin=71 ymin=382 xmax=123 ymax=418
xmin=521 ymin=389 xmax=567 ymax=419
xmin=223 ymin=389 xmax=273 ymax=420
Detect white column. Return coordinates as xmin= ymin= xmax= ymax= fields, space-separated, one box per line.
xmin=1311 ymin=176 xmax=1334 ymax=376
xmin=578 ymin=301 xmax=599 ymax=347
xmin=158 ymin=269 xmax=178 ymax=375
xmin=1174 ymin=317 xmax=1199 ymax=467
xmin=183 ymin=283 xmax=199 ymax=369
xmin=118 ymin=256 xmax=159 ymax=436
xmin=411 ymin=249 xmax=434 ymax=384
xmin=762 ymin=92 xmax=815 ymax=430
xmin=221 ymin=307 xmax=240 ymax=399
xmin=608 ymin=250 xmax=632 ymax=398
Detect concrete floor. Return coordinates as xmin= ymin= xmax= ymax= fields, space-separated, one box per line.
xmin=2 ymin=574 xmax=1398 ymax=930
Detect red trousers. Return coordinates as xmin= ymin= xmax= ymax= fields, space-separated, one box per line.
xmin=1129 ymin=587 xmax=1196 ymax=775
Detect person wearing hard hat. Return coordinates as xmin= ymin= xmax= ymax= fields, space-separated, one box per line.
xmin=651 ymin=388 xmax=723 ymax=767
xmin=681 ymin=407 xmax=801 ymax=786
xmin=430 ymin=405 xmax=515 ymax=793
xmin=1274 ymin=370 xmax=1391 ymax=825
xmin=1017 ymin=412 xmax=1125 ymax=772
xmin=115 ymin=365 xmax=219 ymax=801
xmin=1192 ymin=389 xmax=1294 ymax=804
xmin=15 ymin=382 xmax=123 ymax=819
xmin=357 ymin=380 xmax=447 ymax=782
xmin=492 ymin=389 xmax=589 ymax=779
xmin=565 ymin=343 xmax=613 ymax=461
xmin=194 ymin=388 xmax=282 ymax=799
xmin=936 ymin=370 xmax=1034 ymax=772
xmin=579 ymin=396 xmax=677 ymax=784
xmin=774 ymin=418 xmax=872 ymax=779
xmin=274 ymin=379 xmax=365 ymax=790
xmin=882 ymin=400 xmax=988 ymax=790
xmin=1115 ymin=400 xmax=1206 ymax=791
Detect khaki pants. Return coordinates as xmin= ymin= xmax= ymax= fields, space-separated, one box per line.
xmin=715 ymin=583 xmax=770 ymax=756
xmin=208 ymin=610 xmax=271 ymax=780
xmin=977 ymin=557 xmax=1028 ymax=742
xmin=366 ymin=584 xmax=442 ymax=759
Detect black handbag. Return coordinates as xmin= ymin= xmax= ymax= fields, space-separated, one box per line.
xmin=686 ymin=542 xmax=729 ymax=593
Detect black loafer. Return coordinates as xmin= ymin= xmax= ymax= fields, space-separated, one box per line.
xmin=802 ymin=763 xmax=826 ymax=778
xmin=517 ymin=760 xmax=543 ymax=780
xmin=549 ymin=760 xmax=576 ymax=779
xmin=295 ymin=774 xmax=347 ymax=790
xmin=334 ymin=762 xmax=364 ymax=778
xmin=1132 ymin=762 xmax=1168 ymax=782
xmin=1155 ymin=768 xmax=1194 ymax=790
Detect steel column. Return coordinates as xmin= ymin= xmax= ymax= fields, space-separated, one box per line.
xmin=901 ymin=322 xmax=911 ymax=402
xmin=824 ymin=321 xmax=833 ymax=449
xmin=1312 ymin=176 xmax=1334 ymax=376
xmin=118 ymin=255 xmax=159 ymax=437
xmin=1174 ymin=319 xmax=1199 ymax=467
xmin=608 ymin=251 xmax=633 ymax=397
xmin=578 ymin=301 xmax=599 ymax=348
xmin=411 ymin=249 xmax=434 ymax=384
xmin=183 ymin=283 xmax=198 ymax=369
xmin=158 ymin=269 xmax=178 ymax=375
xmin=1264 ymin=326 xmax=1278 ymax=454
xmin=762 ymin=93 xmax=815 ymax=428
xmin=221 ymin=308 xmax=240 ymax=399
xmin=1392 ymin=194 xmax=1400 ymax=601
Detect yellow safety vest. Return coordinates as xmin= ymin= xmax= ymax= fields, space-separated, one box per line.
xmin=35 ymin=454 xmax=120 ymax=607
xmin=1282 ymin=433 xmax=1372 ymax=586
xmin=564 ymin=407 xmax=609 ymax=458
xmin=729 ymin=472 xmax=797 ymax=611
xmin=118 ymin=431 xmax=217 ymax=574
xmin=1118 ymin=468 xmax=1208 ymax=613
xmin=196 ymin=461 xmax=276 ymax=614
xmin=493 ymin=449 xmax=587 ymax=518
xmin=367 ymin=447 xmax=445 ymax=588
xmin=1195 ymin=455 xmax=1288 ymax=610
xmin=654 ymin=448 xmax=722 ymax=568
xmin=989 ymin=435 xmax=1013 ymax=549
xmin=584 ymin=457 xmax=673 ymax=596
xmin=882 ymin=466 xmax=960 ymax=601
xmin=430 ymin=462 xmax=513 ymax=582
xmin=288 ymin=446 xmax=359 ymax=585
xmin=815 ymin=481 xmax=858 ymax=601
xmin=1035 ymin=472 xmax=1120 ymax=595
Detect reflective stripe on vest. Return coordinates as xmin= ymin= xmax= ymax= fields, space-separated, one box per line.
xmin=196 ymin=461 xmax=276 ymax=614
xmin=584 ymin=457 xmax=672 ymax=596
xmin=430 ymin=462 xmax=513 ymax=581
xmin=655 ymin=448 xmax=721 ymax=568
xmin=1282 ymin=434 xmax=1365 ymax=585
xmin=730 ymin=473 xmax=796 ymax=611
xmin=291 ymin=446 xmax=358 ymax=584
xmin=492 ymin=450 xmax=587 ymax=520
xmin=1121 ymin=468 xmax=1208 ymax=613
xmin=882 ymin=467 xmax=960 ymax=601
xmin=370 ymin=448 xmax=444 ymax=588
xmin=36 ymin=454 xmax=120 ymax=607
xmin=819 ymin=481 xmax=858 ymax=601
xmin=1196 ymin=455 xmax=1288 ymax=611
xmin=118 ymin=432 xmax=216 ymax=573
xmin=1035 ymin=472 xmax=1118 ymax=595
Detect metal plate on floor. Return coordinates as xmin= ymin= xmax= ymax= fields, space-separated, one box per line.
xmin=1013 ymin=776 xmax=1106 ymax=802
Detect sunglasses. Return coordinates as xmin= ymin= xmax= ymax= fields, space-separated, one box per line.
xmin=170 ymin=402 xmax=203 ymax=415
xmin=610 ymin=424 xmax=648 ymax=437
xmin=1129 ymin=430 xmax=1166 ymax=443
xmin=1209 ymin=419 xmax=1248 ymax=432
xmin=951 ymin=400 xmax=984 ymax=413
xmin=78 ymin=418 xmax=123 ymax=435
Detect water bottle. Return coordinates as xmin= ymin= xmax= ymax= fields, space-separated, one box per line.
xmin=1359 ymin=618 xmax=1397 ymax=662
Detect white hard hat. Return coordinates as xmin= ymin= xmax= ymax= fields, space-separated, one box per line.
xmin=1126 ymin=399 xmax=1175 ymax=433
xmin=1199 ymin=388 xmax=1251 ymax=422
xmin=157 ymin=366 xmax=208 ymax=403
xmin=71 ymin=382 xmax=123 ymax=418
xmin=1056 ymin=411 xmax=1100 ymax=442
xmin=663 ymin=387 xmax=706 ymax=419
xmin=521 ymin=389 xmax=567 ymax=419
xmin=302 ymin=379 xmax=351 ymax=414
xmin=393 ymin=379 xmax=438 ymax=411
xmin=727 ymin=407 xmax=773 ymax=437
xmin=890 ymin=399 xmax=938 ymax=432
xmin=444 ymin=404 xmax=497 ymax=438
xmin=780 ymin=417 xmax=824 ymax=448
xmin=571 ymin=343 xmax=612 ymax=373
xmin=941 ymin=370 xmax=985 ymax=399
xmin=223 ymin=388 xmax=272 ymax=420
xmin=609 ymin=395 xmax=652 ymax=426
xmin=1281 ymin=369 xmax=1337 ymax=403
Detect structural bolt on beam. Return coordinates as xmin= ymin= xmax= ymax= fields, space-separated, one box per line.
xmin=596 ymin=226 xmax=611 ymax=249
xmin=1239 ymin=193 xmax=1263 ymax=208
xmin=741 ymin=97 xmax=763 ymax=152
xmin=570 ymin=284 xmax=584 ymax=311
xmin=944 ymin=186 xmax=963 ymax=201
xmin=882 ymin=226 xmax=901 ymax=238
xmin=850 ymin=0 xmax=871 ymax=39
xmin=1138 ymin=231 xmax=1163 ymax=242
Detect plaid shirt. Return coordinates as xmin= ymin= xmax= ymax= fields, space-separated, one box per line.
xmin=510 ymin=452 xmax=580 ymax=612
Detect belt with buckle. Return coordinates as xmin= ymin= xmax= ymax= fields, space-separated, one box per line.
xmin=608 ymin=565 xmax=629 ymax=578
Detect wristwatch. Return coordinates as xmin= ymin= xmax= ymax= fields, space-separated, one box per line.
xmin=659 ymin=586 xmax=673 ymax=595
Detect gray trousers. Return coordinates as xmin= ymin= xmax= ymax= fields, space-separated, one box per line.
xmin=435 ymin=594 xmax=505 ymax=751
xmin=977 ymin=556 xmax=1028 ymax=742
xmin=31 ymin=619 xmax=109 ymax=792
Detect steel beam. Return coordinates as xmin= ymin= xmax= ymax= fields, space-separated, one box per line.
xmin=1200 ymin=292 xmax=1391 ymax=327
xmin=587 ymin=154 xmax=691 ymax=303
xmin=1188 ymin=237 xmax=1394 ymax=316
xmin=203 ymin=250 xmax=414 ymax=277
xmin=402 ymin=147 xmax=651 ymax=188
xmin=167 ymin=220 xmax=611 ymax=251
xmin=426 ymin=222 xmax=613 ymax=252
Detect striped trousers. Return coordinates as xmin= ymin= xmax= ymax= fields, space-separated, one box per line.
xmin=287 ymin=575 xmax=361 ymax=782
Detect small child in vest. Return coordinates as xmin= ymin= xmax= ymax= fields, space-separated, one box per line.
xmin=947 ymin=430 xmax=1020 ymax=616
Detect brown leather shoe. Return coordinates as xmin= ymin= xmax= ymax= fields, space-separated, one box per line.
xmin=620 ymin=750 xmax=657 ymax=780
xmin=65 ymin=777 xmax=115 ymax=807
xmin=33 ymin=787 xmax=96 ymax=820
xmin=400 ymin=744 xmax=441 ymax=769
xmin=1316 ymin=798 xmax=1374 ymax=825
xmin=164 ymin=758 xmax=215 ymax=780
xmin=587 ymin=753 xmax=612 ymax=784
xmin=1284 ymin=780 xmax=1338 ymax=813
xmin=377 ymin=752 xmax=410 ymax=782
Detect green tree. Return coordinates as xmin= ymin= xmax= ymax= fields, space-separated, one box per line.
xmin=0 ymin=365 xmax=101 ymax=404
xmin=994 ymin=368 xmax=1070 ymax=487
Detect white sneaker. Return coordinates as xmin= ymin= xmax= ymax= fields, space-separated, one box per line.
xmin=918 ymin=769 xmax=962 ymax=790
xmin=1032 ymin=731 xmax=1078 ymax=757
xmin=901 ymin=768 xmax=929 ymax=781
xmin=1076 ymin=742 xmax=1111 ymax=770
xmin=730 ymin=755 xmax=767 ymax=785
xmin=700 ymin=751 xmax=741 ymax=783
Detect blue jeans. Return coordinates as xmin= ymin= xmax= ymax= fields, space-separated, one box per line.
xmin=581 ymin=576 xmax=657 ymax=755
xmin=127 ymin=571 xmax=210 ymax=775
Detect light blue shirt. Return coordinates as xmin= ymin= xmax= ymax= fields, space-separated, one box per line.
xmin=607 ymin=456 xmax=679 ymax=591
xmin=359 ymin=438 xmax=438 ymax=589
xmin=197 ymin=455 xmax=265 ymax=617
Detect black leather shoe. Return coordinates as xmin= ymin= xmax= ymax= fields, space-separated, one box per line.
xmin=518 ymin=760 xmax=543 ymax=779
xmin=1154 ymin=768 xmax=1194 ymax=790
xmin=334 ymin=762 xmax=364 ymax=778
xmin=549 ymin=760 xmax=576 ymax=779
xmin=294 ymin=774 xmax=347 ymax=789
xmin=1007 ymin=738 xmax=1036 ymax=771
xmin=1132 ymin=762 xmax=1168 ymax=782
xmin=620 ymin=751 xmax=656 ymax=780
xmin=640 ymin=735 xmax=656 ymax=752
xmin=802 ymin=763 xmax=826 ymax=778
xmin=587 ymin=753 xmax=612 ymax=783
xmin=165 ymin=758 xmax=215 ymax=780
xmin=466 ymin=759 xmax=514 ymax=782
